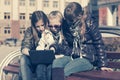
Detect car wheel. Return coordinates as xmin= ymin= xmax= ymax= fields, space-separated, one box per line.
xmin=6 ymin=43 xmax=10 ymax=47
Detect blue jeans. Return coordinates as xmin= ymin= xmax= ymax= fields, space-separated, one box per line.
xmin=20 ymin=55 xmax=33 ymax=80
xmin=20 ymin=54 xmax=51 ymax=80
xmin=52 ymin=56 xmax=93 ymax=76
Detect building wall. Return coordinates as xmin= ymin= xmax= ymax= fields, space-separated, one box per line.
xmin=0 ymin=0 xmax=120 ymax=40
xmin=11 ymin=20 xmax=20 ymax=39
xmin=118 ymin=5 xmax=120 ymax=26
xmin=0 ymin=0 xmax=89 ymax=41
xmin=99 ymin=7 xmax=107 ymax=26
xmin=99 ymin=5 xmax=120 ymax=26
xmin=98 ymin=0 xmax=120 ymax=26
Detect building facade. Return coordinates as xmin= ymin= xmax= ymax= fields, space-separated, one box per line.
xmin=98 ymin=0 xmax=120 ymax=26
xmin=1 ymin=0 xmax=120 ymax=41
xmin=0 ymin=0 xmax=89 ymax=41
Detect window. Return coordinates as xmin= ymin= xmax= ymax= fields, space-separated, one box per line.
xmin=8 ymin=30 xmax=10 ymax=33
xmin=19 ymin=0 xmax=25 ymax=6
xmin=19 ymin=13 xmax=25 ymax=20
xmin=43 ymin=1 xmax=49 ymax=7
xmin=4 ymin=27 xmax=11 ymax=34
xmin=30 ymin=0 xmax=35 ymax=6
xmin=4 ymin=0 xmax=10 ymax=5
xmin=53 ymin=1 xmax=58 ymax=8
xmin=4 ymin=12 xmax=10 ymax=19
xmin=4 ymin=30 xmax=7 ymax=34
xmin=29 ymin=13 xmax=32 ymax=20
xmin=20 ymin=27 xmax=25 ymax=34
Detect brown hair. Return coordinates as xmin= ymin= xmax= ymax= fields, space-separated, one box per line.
xmin=31 ymin=11 xmax=49 ymax=43
xmin=64 ymin=2 xmax=86 ymax=39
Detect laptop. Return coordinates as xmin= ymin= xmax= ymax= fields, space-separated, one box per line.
xmin=29 ymin=50 xmax=55 ymax=65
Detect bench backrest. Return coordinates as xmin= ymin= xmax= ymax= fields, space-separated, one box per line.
xmin=99 ymin=27 xmax=120 ymax=69
xmin=106 ymin=52 xmax=120 ymax=69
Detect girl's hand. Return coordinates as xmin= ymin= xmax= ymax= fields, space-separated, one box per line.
xmin=55 ymin=54 xmax=64 ymax=59
xmin=50 ymin=47 xmax=55 ymax=53
xmin=101 ymin=67 xmax=113 ymax=71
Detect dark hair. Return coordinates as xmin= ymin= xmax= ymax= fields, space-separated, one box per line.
xmin=64 ymin=2 xmax=83 ymax=22
xmin=31 ymin=11 xmax=49 ymax=28
xmin=64 ymin=2 xmax=86 ymax=39
xmin=31 ymin=11 xmax=49 ymax=43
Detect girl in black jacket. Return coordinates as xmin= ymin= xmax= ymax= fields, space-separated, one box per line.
xmin=51 ymin=2 xmax=113 ymax=80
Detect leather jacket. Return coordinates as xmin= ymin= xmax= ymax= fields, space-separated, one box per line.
xmin=51 ymin=17 xmax=108 ymax=68
xmin=21 ymin=27 xmax=41 ymax=51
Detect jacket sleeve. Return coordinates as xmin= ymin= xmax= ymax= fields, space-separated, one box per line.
xmin=21 ymin=27 xmax=33 ymax=51
xmin=88 ymin=19 xmax=108 ymax=68
xmin=36 ymin=30 xmax=56 ymax=50
xmin=49 ymin=40 xmax=72 ymax=56
xmin=36 ymin=32 xmax=46 ymax=50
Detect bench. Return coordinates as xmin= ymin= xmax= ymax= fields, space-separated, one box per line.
xmin=2 ymin=27 xmax=120 ymax=80
xmin=66 ymin=51 xmax=120 ymax=80
xmin=3 ymin=51 xmax=120 ymax=80
xmin=3 ymin=63 xmax=20 ymax=74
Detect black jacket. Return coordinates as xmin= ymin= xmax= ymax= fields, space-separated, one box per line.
xmin=51 ymin=17 xmax=107 ymax=68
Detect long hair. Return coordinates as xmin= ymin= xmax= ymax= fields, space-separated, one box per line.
xmin=31 ymin=10 xmax=49 ymax=28
xmin=31 ymin=11 xmax=49 ymax=43
xmin=64 ymin=2 xmax=86 ymax=39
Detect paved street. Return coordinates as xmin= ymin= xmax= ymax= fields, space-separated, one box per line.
xmin=0 ymin=45 xmax=20 ymax=64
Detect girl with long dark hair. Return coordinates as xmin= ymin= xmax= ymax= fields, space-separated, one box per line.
xmin=20 ymin=11 xmax=49 ymax=80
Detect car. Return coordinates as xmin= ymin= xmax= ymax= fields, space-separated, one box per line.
xmin=16 ymin=40 xmax=22 ymax=46
xmin=4 ymin=38 xmax=18 ymax=47
xmin=0 ymin=40 xmax=3 ymax=45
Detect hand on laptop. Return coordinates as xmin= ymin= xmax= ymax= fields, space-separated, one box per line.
xmin=22 ymin=48 xmax=30 ymax=56
xmin=55 ymin=54 xmax=64 ymax=58
xmin=50 ymin=47 xmax=55 ymax=53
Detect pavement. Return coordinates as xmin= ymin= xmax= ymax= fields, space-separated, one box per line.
xmin=0 ymin=45 xmax=20 ymax=64
xmin=0 ymin=45 xmax=20 ymax=80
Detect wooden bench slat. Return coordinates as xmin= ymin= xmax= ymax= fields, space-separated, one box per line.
xmin=66 ymin=76 xmax=91 ymax=80
xmin=8 ymin=63 xmax=20 ymax=67
xmin=3 ymin=65 xmax=19 ymax=74
xmin=106 ymin=52 xmax=120 ymax=59
xmin=72 ymin=70 xmax=120 ymax=80
xmin=108 ymin=61 xmax=120 ymax=69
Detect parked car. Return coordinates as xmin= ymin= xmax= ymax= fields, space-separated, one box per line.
xmin=0 ymin=40 xmax=3 ymax=45
xmin=4 ymin=38 xmax=20 ymax=47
